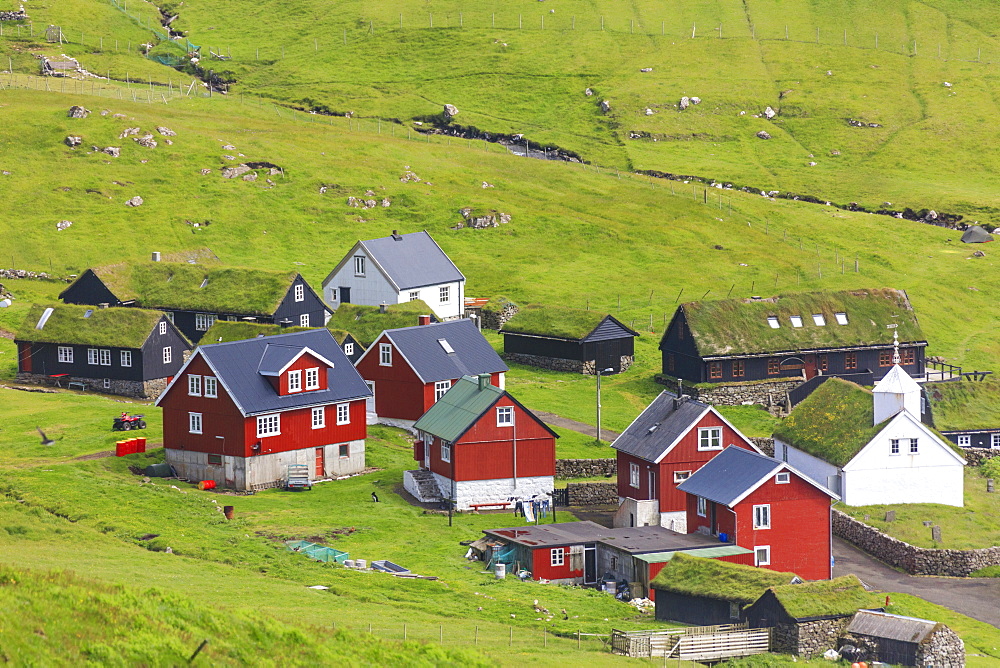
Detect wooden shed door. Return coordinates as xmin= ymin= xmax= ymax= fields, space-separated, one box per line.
xmin=596 ymin=339 xmax=621 ymax=374
xmin=315 ymin=448 xmax=325 ymax=477
xmin=18 ymin=343 xmax=32 ymax=373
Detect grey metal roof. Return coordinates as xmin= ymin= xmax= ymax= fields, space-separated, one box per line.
xmin=484 ymin=522 xmax=723 ymax=554
xmin=581 ymin=316 xmax=640 ymax=342
xmin=385 ymin=319 xmax=508 ymax=383
xmin=610 ymin=392 xmax=710 ymax=462
xmin=847 ymin=610 xmax=939 ymax=643
xmin=361 ymin=230 xmax=465 ymax=291
xmin=257 ymin=344 xmax=306 ymax=376
xmin=197 ymin=329 xmax=371 ymax=416
xmin=677 ymin=446 xmax=783 ymax=506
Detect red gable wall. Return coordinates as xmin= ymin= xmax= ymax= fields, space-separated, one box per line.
xmin=279 ymin=351 xmax=330 ymax=395
xmin=245 ymin=399 xmax=366 ymax=457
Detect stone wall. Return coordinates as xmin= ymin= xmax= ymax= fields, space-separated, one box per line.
xmin=916 ymin=626 xmax=965 ymax=668
xmin=656 ymin=375 xmax=801 ymax=408
xmin=959 ymin=447 xmax=1000 ymax=466
xmin=556 ymin=458 xmax=616 ymax=479
xmin=565 ymin=481 xmax=618 ymax=505
xmin=750 ymin=437 xmax=775 ymax=457
xmin=833 ymin=509 xmax=1000 ymax=576
xmin=0 ymin=9 xmax=27 ymax=21
xmin=15 ymin=372 xmax=167 ymax=399
xmin=503 ymin=352 xmax=634 ymax=375
xmin=772 ymin=618 xmax=851 ymax=657
xmin=0 ymin=268 xmax=51 ymax=279
xmin=480 ymin=300 xmax=518 ymax=330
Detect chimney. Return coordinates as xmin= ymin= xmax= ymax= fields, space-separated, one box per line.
xmin=98 ymin=302 xmax=109 ymax=309
xmin=418 ymin=314 xmax=431 ymax=326
xmin=391 ymin=230 xmax=402 ymax=241
xmin=151 ymin=251 xmax=161 ymax=262
xmin=478 ymin=373 xmax=491 ymax=391
xmin=379 ymin=303 xmax=388 ymax=314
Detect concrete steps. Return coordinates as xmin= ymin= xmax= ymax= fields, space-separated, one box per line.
xmin=403 ymin=469 xmax=443 ymax=503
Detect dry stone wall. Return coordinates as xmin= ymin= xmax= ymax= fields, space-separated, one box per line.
xmin=958 ymin=447 xmax=1000 ymax=466
xmin=15 ymin=372 xmax=168 ymax=399
xmin=656 ymin=375 xmax=801 ymax=408
xmin=503 ymin=353 xmax=634 ymax=375
xmin=772 ymin=618 xmax=851 ymax=657
xmin=833 ymin=509 xmax=1000 ymax=576
xmin=0 ymin=9 xmax=26 ymax=20
xmin=750 ymin=437 xmax=775 ymax=457
xmin=556 ymin=458 xmax=616 ymax=479
xmin=480 ymin=301 xmax=518 ymax=330
xmin=565 ymin=482 xmax=618 ymax=505
xmin=916 ymin=626 xmax=965 ymax=668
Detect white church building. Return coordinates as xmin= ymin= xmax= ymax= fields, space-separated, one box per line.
xmin=773 ymin=340 xmax=966 ymax=507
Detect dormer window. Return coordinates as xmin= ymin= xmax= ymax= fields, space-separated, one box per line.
xmin=812 ymin=314 xmax=826 ymax=326
xmin=305 ymin=367 xmax=319 ymax=390
xmin=834 ymin=312 xmax=849 ymax=325
xmin=789 ymin=316 xmax=803 ymax=328
xmin=288 ymin=370 xmax=302 ymax=393
xmin=767 ymin=316 xmax=780 ymax=329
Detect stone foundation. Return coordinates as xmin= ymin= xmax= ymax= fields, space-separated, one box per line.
xmin=503 ymin=353 xmax=633 ymax=375
xmin=656 ymin=375 xmax=801 ymax=409
xmin=565 ymin=481 xmax=618 ymax=505
xmin=556 ymin=458 xmax=616 ymax=479
xmin=15 ymin=372 xmax=168 ymax=399
xmin=480 ymin=300 xmax=519 ymax=330
xmin=840 ymin=626 xmax=964 ymax=668
xmin=772 ymin=618 xmax=852 ymax=657
xmin=432 ymin=472 xmax=553 ymax=511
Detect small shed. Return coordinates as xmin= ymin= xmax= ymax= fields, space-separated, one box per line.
xmin=843 ymin=610 xmax=965 ymax=667
xmin=960 ymin=225 xmax=993 ymax=243
xmin=502 ymin=305 xmax=639 ymax=375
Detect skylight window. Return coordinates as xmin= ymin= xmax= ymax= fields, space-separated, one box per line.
xmin=199 ymin=278 xmax=209 ymax=288
xmin=767 ymin=316 xmax=780 ymax=329
xmin=83 ymin=309 xmax=94 ymax=318
xmin=789 ymin=316 xmax=803 ymax=328
xmin=834 ymin=312 xmax=849 ymax=325
xmin=812 ymin=314 xmax=825 ymax=326
xmin=438 ymin=338 xmax=455 ymax=354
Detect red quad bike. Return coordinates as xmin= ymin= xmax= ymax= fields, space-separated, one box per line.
xmin=112 ymin=413 xmax=147 ymax=431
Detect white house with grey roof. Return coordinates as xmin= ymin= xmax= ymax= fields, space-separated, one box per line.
xmin=322 ymin=230 xmax=466 ymax=320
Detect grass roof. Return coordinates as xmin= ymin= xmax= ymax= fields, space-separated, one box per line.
xmin=501 ymin=305 xmax=610 ymax=340
xmin=201 ymin=321 xmax=312 ymax=344
xmin=327 ymin=328 xmax=363 ymax=348
xmin=926 ymin=379 xmax=1000 ymax=431
xmin=325 ymin=300 xmax=433 ymax=347
xmin=773 ymin=378 xmax=889 ymax=467
xmin=649 ymin=553 xmax=798 ymax=604
xmin=678 ymin=288 xmax=925 ymax=357
xmin=481 ymin=296 xmax=517 ymax=315
xmin=767 ymin=575 xmax=882 ymax=619
xmin=15 ymin=304 xmax=175 ymax=349
xmin=87 ymin=262 xmax=301 ymax=315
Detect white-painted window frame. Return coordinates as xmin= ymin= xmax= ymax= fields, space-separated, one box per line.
xmin=163 ymin=346 xmax=172 ymax=364
xmin=88 ymin=348 xmax=100 ymax=365
xmin=195 ymin=313 xmax=216 ymax=331
xmin=753 ymin=504 xmax=771 ymax=529
xmin=439 ymin=285 xmax=450 ymax=304
xmin=336 ymin=403 xmax=350 ymax=425
xmin=379 ymin=343 xmax=392 ymax=366
xmin=434 ymin=380 xmax=451 ymax=401
xmin=257 ymin=414 xmax=280 ymax=438
xmin=288 ymin=370 xmax=302 ymax=393
xmin=305 ymin=367 xmax=319 ymax=390
xmin=697 ymin=496 xmax=707 ymax=517
xmin=441 ymin=440 xmax=451 ymax=463
xmin=57 ymin=346 xmax=73 ymax=363
xmin=120 ymin=350 xmax=132 ymax=367
xmin=159 ymin=321 xmax=167 ymax=336
xmin=890 ymin=438 xmax=900 ymax=455
xmin=775 ymin=472 xmax=790 ymax=484
xmin=629 ymin=463 xmax=640 ymax=488
xmin=698 ymin=427 xmax=723 ymax=451
xmin=344 ymin=343 xmax=354 ymax=356
xmin=909 ymin=438 xmax=919 ymax=454
xmin=203 ymin=376 xmax=218 ymax=398
xmin=958 ymin=434 xmax=971 ymax=447
xmin=294 ymin=284 xmax=305 ymax=302
xmin=496 ymin=406 xmax=514 ymax=427
xmin=550 ymin=548 xmax=565 ymax=567
xmin=299 ymin=313 xmax=310 ymax=327
xmin=354 ymin=255 xmax=366 ymax=276
xmin=99 ymin=349 xmax=111 ymax=366
xmin=754 ymin=545 xmax=771 ymax=566
xmin=189 ymin=412 xmax=202 ymax=434
xmin=188 ymin=374 xmax=202 ymax=396
xmin=312 ymin=406 xmax=325 ymax=429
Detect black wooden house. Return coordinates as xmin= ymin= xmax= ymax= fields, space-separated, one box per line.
xmin=659 ymin=289 xmax=927 ymax=384
xmin=501 ymin=306 xmax=639 ymax=374
xmin=15 ymin=303 xmax=190 ymax=398
xmin=59 ymin=261 xmax=328 ymax=343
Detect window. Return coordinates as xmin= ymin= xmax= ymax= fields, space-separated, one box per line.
xmin=441 ymin=441 xmax=452 ymax=463
xmin=288 ymin=370 xmax=302 ymax=393
xmin=674 ymin=471 xmax=691 ymax=483
xmin=312 ymin=406 xmax=325 ymax=429
xmin=207 ymin=454 xmax=222 ymax=465
xmin=305 ymin=367 xmax=319 ymax=390
xmin=337 ymin=403 xmax=350 ymax=425
xmin=708 ymin=361 xmax=722 ymax=380
xmin=879 ymin=351 xmax=893 ymax=367
xmin=678 ymin=324 xmax=685 ymax=340
xmin=958 ymin=435 xmax=971 ymax=447
xmin=435 ymin=380 xmax=452 ymax=401
xmin=103 ymin=378 xmax=111 ymax=389
xmin=909 ymin=438 xmax=919 ymax=454
xmin=819 ymin=355 xmax=828 ymax=373
xmin=890 ymin=438 xmax=900 ymax=455
xmin=731 ymin=360 xmax=745 ymax=378
xmin=775 ymin=472 xmax=790 ymax=484
xmin=379 ymin=343 xmax=392 ymax=366
xmin=698 ymin=427 xmax=722 ymax=451
xmin=767 ymin=358 xmax=780 ymax=375
xmin=339 ymin=443 xmax=350 ymax=458
xmin=902 ymin=348 xmax=915 ymax=365
xmin=550 ymin=548 xmax=565 ymax=568
xmin=439 ymin=286 xmax=450 ymax=303
xmin=257 ymin=414 xmax=280 ymax=437
xmin=299 ymin=313 xmax=310 ymax=327
xmin=120 ymin=351 xmax=132 ymax=367
xmin=754 ymin=546 xmax=771 ymax=566
xmin=697 ymin=496 xmax=707 ymax=517
xmin=767 ymin=316 xmax=780 ymax=329
xmin=844 ymin=353 xmax=857 ymax=370
xmin=629 ymin=463 xmax=640 ymax=488
xmin=354 ymin=255 xmax=366 ymax=276
xmin=667 ymin=354 xmax=675 ymax=372
xmin=753 ymin=504 xmax=771 ymax=529
xmin=159 ymin=321 xmax=167 ymax=335
xmin=729 ymin=602 xmax=741 ymax=620
xmin=812 ymin=313 xmax=826 ymax=326
xmin=195 ymin=313 xmax=216 ymax=331
xmin=188 ymin=412 xmax=202 ymax=434
xmin=438 ymin=338 xmax=455 ymax=354
xmin=163 ymin=347 xmax=172 ymax=364
xmin=99 ymin=349 xmax=111 ymax=366
xmin=993 ymin=433 xmax=1000 ymax=449
xmin=497 ymin=406 xmax=514 ymax=427
xmin=408 ymin=291 xmax=419 ymax=301
xmin=294 ymin=284 xmax=304 ymax=302
xmin=344 ymin=343 xmax=354 ymax=356
xmin=88 ymin=348 xmax=99 ymax=365
xmin=789 ymin=315 xmax=803 ymax=328
xmin=57 ymin=346 xmax=73 ymax=363
xmin=204 ymin=376 xmax=218 ymax=398
xmin=834 ymin=312 xmax=849 ymax=325
xmin=188 ymin=374 xmax=202 ymax=396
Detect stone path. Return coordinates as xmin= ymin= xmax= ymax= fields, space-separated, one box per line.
xmin=833 ymin=537 xmax=1000 ymax=629
xmin=533 ymin=410 xmax=620 ymax=442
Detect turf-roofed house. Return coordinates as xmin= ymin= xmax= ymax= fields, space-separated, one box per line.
xmin=324 ymin=300 xmax=437 ymax=348
xmin=322 ymin=230 xmax=466 ymax=320
xmin=501 ymin=305 xmax=639 ymax=375
xmin=406 ymin=374 xmax=556 ymax=510
xmin=925 ymin=378 xmax=1000 ymax=450
xmin=773 ymin=356 xmax=966 ymax=507
xmin=611 ymin=392 xmax=763 ymax=532
xmin=14 ymin=303 xmax=189 ymax=398
xmin=659 ymin=289 xmax=927 ymax=387
xmin=59 ymin=258 xmax=328 ymax=343
xmin=200 ymin=320 xmax=366 ymax=365
xmin=155 ymin=329 xmax=371 ymax=491
xmin=678 ymin=446 xmax=839 ymax=580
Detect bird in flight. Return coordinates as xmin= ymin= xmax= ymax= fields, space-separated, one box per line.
xmin=36 ymin=427 xmax=55 ymax=446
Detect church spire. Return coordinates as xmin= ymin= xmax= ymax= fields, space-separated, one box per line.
xmin=892 ymin=330 xmax=900 ymax=365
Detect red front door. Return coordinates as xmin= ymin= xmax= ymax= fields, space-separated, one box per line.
xmin=804 ymin=354 xmax=817 ymax=379
xmin=315 ymin=448 xmax=325 ymax=477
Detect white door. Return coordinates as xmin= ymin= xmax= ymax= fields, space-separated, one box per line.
xmin=365 ymin=381 xmax=375 ymax=413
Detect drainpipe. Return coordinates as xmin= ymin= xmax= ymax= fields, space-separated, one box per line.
xmin=512 ymin=414 xmax=518 ymax=491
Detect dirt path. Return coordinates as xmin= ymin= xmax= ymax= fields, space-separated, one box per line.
xmin=533 ymin=411 xmax=620 ymax=442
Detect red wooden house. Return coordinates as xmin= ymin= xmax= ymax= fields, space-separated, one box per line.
xmin=155 ymin=329 xmax=372 ymax=491
xmin=611 ymin=392 xmax=762 ymax=532
xmin=404 ymin=374 xmax=557 ymax=510
xmin=354 ymin=318 xmax=508 ymax=429
xmin=678 ymin=446 xmax=838 ymax=580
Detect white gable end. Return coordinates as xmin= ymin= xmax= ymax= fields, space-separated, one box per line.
xmin=323 ymin=247 xmax=399 ymax=309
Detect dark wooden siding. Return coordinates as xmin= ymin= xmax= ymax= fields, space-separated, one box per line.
xmin=140 ymin=316 xmax=189 ymax=380
xmin=60 ymin=269 xmax=120 ymax=306
xmin=658 ymin=311 xmax=702 ymax=381
xmin=17 ymin=341 xmax=159 ymax=381
xmin=504 ymin=333 xmax=582 ymax=361
xmin=654 ymin=592 xmax=739 ymax=626
xmin=272 ymin=275 xmax=329 ymax=329
xmin=944 ymin=430 xmax=1000 ymax=448
xmin=581 ymin=316 xmax=637 ymax=342
xmin=342 ymin=334 xmax=364 ymax=364
xmin=743 ymin=590 xmax=795 ymax=628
